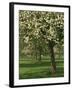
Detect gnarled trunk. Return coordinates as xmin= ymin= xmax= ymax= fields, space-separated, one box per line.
xmin=48 ymin=41 xmax=56 ymax=74
xmin=50 ymin=46 xmax=56 ymax=73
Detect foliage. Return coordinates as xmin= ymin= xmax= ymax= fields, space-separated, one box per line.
xmin=19 ymin=10 xmax=64 ymax=54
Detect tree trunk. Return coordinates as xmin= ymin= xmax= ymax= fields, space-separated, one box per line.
xmin=50 ymin=46 xmax=56 ymax=73
xmin=59 ymin=45 xmax=61 ymax=60
xmin=39 ymin=46 xmax=41 ymax=61
xmin=35 ymin=45 xmax=37 ymax=60
xmin=39 ymin=50 xmax=41 ymax=61
xmin=48 ymin=41 xmax=56 ymax=74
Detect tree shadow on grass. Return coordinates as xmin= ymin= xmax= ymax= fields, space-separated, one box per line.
xmin=19 ymin=62 xmax=51 ymax=67
xmin=19 ymin=61 xmax=64 ymax=67
xmin=19 ymin=67 xmax=64 ymax=79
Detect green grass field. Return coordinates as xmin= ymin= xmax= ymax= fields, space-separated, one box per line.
xmin=19 ymin=56 xmax=64 ymax=79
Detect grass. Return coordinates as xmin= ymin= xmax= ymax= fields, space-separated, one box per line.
xmin=19 ymin=56 xmax=64 ymax=79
